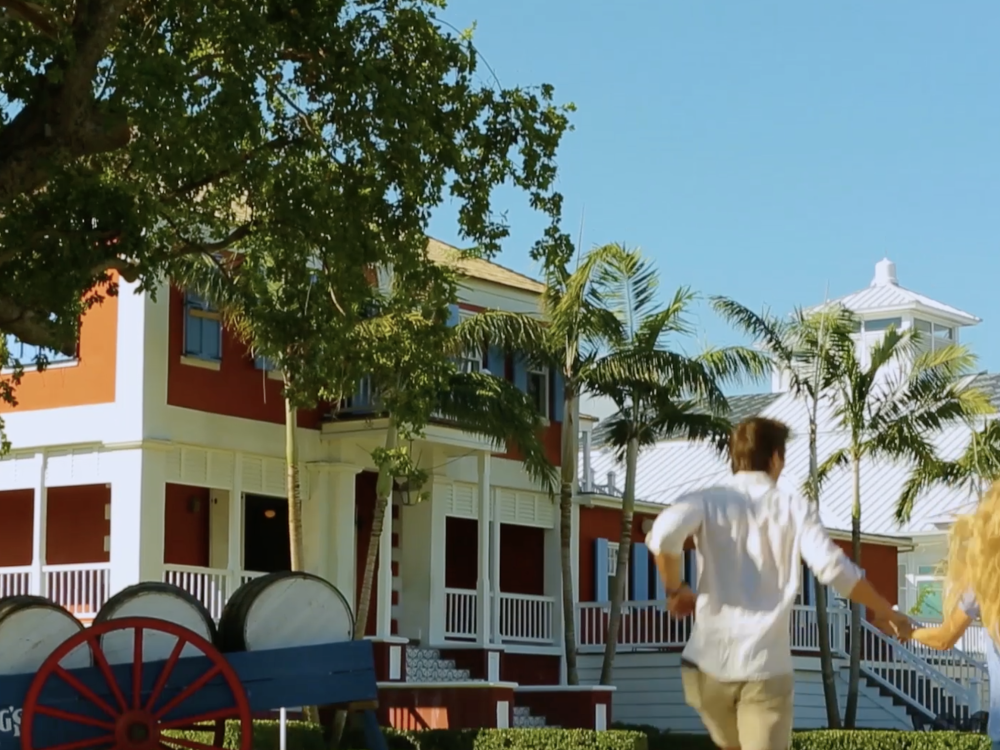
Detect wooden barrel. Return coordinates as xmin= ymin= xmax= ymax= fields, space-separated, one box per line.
xmin=0 ymin=595 xmax=91 ymax=674
xmin=94 ymin=582 xmax=218 ymax=663
xmin=217 ymin=571 xmax=354 ymax=652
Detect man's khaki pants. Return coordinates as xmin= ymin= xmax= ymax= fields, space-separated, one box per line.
xmin=681 ymin=664 xmax=794 ymax=750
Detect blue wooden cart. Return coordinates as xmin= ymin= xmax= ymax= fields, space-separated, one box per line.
xmin=0 ymin=616 xmax=388 ymax=750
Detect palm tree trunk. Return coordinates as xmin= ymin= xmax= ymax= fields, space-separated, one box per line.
xmin=600 ymin=435 xmax=638 ymax=685
xmin=807 ymin=410 xmax=841 ymax=727
xmin=844 ymin=453 xmax=862 ymax=728
xmin=560 ymin=388 xmax=580 ymax=685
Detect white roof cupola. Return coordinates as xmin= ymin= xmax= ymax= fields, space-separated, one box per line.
xmin=871 ymin=258 xmax=898 ymax=287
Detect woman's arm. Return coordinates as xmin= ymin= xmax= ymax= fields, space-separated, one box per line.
xmin=911 ymin=607 xmax=974 ymax=650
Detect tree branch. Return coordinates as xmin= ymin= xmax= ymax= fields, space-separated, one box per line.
xmin=169 ymin=137 xmax=299 ymax=201
xmin=0 ymin=0 xmax=60 ymax=38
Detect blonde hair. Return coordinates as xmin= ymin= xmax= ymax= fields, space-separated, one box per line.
xmin=943 ymin=480 xmax=1000 ymax=633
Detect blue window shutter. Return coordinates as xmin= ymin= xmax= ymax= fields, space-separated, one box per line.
xmin=655 ymin=568 xmax=666 ymax=601
xmin=631 ymin=542 xmax=649 ymax=601
xmin=487 ymin=345 xmax=504 ymax=375
xmin=255 ymin=356 xmax=275 ymax=372
xmin=184 ymin=310 xmax=204 ymax=356
xmin=552 ymin=370 xmax=565 ymax=422
xmin=447 ymin=304 xmax=460 ymax=327
xmin=684 ymin=549 xmax=698 ymax=585
xmin=513 ymin=353 xmax=528 ymax=392
xmin=594 ymin=538 xmax=609 ymax=603
xmin=202 ymin=317 xmax=222 ymax=360
xmin=806 ymin=565 xmax=816 ymax=606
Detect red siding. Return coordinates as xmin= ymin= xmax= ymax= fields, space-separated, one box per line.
xmin=46 ymin=485 xmax=110 ymax=564
xmin=0 ymin=490 xmax=33 ymax=566
xmin=578 ymin=506 xmax=659 ymax=602
xmin=834 ymin=539 xmax=898 ymax=607
xmin=163 ymin=484 xmax=210 ymax=566
xmin=165 ymin=287 xmax=320 ymax=427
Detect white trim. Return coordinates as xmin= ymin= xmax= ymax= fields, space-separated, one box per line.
xmin=180 ymin=356 xmax=221 ymax=371
xmin=1 ymin=358 xmax=79 ymax=376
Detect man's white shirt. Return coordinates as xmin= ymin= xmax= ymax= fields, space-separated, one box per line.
xmin=646 ymin=470 xmax=861 ymax=682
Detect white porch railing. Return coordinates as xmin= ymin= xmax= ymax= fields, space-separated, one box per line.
xmin=918 ymin=616 xmax=991 ymax=661
xmin=576 ymin=601 xmax=850 ymax=653
xmin=162 ymin=564 xmax=264 ymax=621
xmin=43 ymin=563 xmax=112 ymax=620
xmin=0 ymin=566 xmax=32 ymax=598
xmin=499 ymin=593 xmax=555 ymax=644
xmin=444 ymin=588 xmax=558 ymax=644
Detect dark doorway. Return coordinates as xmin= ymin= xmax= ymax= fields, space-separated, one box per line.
xmin=243 ymin=494 xmax=291 ymax=573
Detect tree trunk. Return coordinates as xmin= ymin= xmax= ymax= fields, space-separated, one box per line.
xmin=600 ymin=435 xmax=638 ymax=685
xmin=332 ymin=417 xmax=397 ymax=746
xmin=560 ymin=388 xmax=580 ymax=685
xmin=284 ymin=390 xmax=318 ymax=723
xmin=285 ymin=394 xmax=304 ymax=572
xmin=807 ymin=407 xmax=841 ymax=727
xmin=844 ymin=454 xmax=863 ymax=729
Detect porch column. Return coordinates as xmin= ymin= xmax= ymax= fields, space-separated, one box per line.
xmin=490 ymin=490 xmax=502 ymax=644
xmin=30 ymin=452 xmax=47 ymax=597
xmin=109 ymin=448 xmax=167 ymax=592
xmin=376 ymin=490 xmax=393 ymax=637
xmin=226 ymin=454 xmax=244 ymax=596
xmin=427 ymin=477 xmax=448 ymax=643
xmin=476 ymin=452 xmax=492 ymax=646
xmin=326 ymin=464 xmax=361 ymax=604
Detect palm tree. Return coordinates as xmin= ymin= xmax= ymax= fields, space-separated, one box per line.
xmin=711 ymin=297 xmax=857 ymax=728
xmin=816 ymin=321 xmax=993 ymax=727
xmin=587 ymin=245 xmax=769 ymax=684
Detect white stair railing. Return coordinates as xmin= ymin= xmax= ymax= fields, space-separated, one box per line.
xmin=859 ymin=618 xmax=982 ymax=720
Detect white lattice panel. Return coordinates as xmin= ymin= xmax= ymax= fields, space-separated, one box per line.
xmin=46 ymin=448 xmax=102 ymax=486
xmin=495 ymin=488 xmax=554 ymax=528
xmin=437 ymin=481 xmax=478 ymax=518
xmin=0 ymin=452 xmax=39 ymax=490
xmin=241 ymin=455 xmax=286 ymax=496
xmin=166 ymin=447 xmax=236 ymax=490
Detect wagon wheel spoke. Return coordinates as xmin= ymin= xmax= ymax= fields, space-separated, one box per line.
xmin=52 ymin=666 xmax=119 ymax=720
xmin=153 ymin=664 xmax=222 ymax=721
xmin=145 ymin=637 xmax=187 ymax=714
xmin=34 ymin=705 xmax=116 ymax=731
xmin=87 ymin=633 xmax=129 ymax=712
xmin=132 ymin=626 xmax=144 ymax=710
xmin=159 ymin=709 xmax=238 ymax=730
xmin=37 ymin=734 xmax=116 ymax=750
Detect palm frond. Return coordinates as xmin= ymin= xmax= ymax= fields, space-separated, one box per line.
xmin=586 ymin=348 xmax=728 ymax=412
xmin=589 ymin=243 xmax=663 ymax=347
xmin=697 ymin=345 xmax=771 ymax=388
xmin=815 ymin=447 xmax=850 ymax=488
xmin=710 ymin=297 xmax=792 ymax=367
xmin=436 ymin=370 xmax=558 ymax=494
xmin=451 ymin=310 xmax=549 ymax=364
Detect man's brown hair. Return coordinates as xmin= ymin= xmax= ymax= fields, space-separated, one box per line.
xmin=729 ymin=417 xmax=790 ymax=473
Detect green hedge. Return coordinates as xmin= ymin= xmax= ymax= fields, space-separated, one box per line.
xmin=169 ymin=720 xmax=994 ymax=750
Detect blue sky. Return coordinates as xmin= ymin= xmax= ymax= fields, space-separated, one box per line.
xmin=427 ymin=0 xmax=1000 ymax=398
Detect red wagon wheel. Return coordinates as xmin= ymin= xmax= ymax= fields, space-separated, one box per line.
xmin=21 ymin=617 xmax=252 ymax=750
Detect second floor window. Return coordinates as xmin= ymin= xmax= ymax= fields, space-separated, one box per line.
xmin=184 ymin=292 xmax=222 ymax=362
xmin=527 ymin=365 xmax=549 ymax=417
xmin=3 ymin=334 xmax=76 ymax=367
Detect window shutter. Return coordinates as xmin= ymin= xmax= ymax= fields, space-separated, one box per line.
xmin=654 ymin=567 xmax=666 ymax=601
xmin=594 ymin=538 xmax=609 ymax=603
xmin=487 ymin=345 xmax=505 ymax=376
xmin=552 ymin=370 xmax=565 ymax=422
xmin=631 ymin=542 xmax=649 ymax=601
xmin=447 ymin=304 xmax=461 ymax=327
xmin=184 ymin=311 xmax=204 ymax=356
xmin=513 ymin=353 xmax=528 ymax=392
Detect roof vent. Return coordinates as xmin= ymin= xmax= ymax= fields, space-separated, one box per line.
xmin=871 ymin=258 xmax=898 ymax=287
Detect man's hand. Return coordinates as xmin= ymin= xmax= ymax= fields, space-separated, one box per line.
xmin=667 ymin=584 xmax=696 ymax=618
xmin=874 ymin=610 xmax=914 ymax=641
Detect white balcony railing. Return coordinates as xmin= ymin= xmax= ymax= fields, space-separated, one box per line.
xmin=444 ymin=587 xmax=478 ymax=639
xmin=499 ymin=593 xmax=556 ymax=644
xmin=0 ymin=566 xmax=32 ymax=598
xmin=162 ymin=564 xmax=265 ymax=621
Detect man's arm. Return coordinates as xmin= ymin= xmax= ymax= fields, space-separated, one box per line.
xmin=647 ymin=497 xmax=703 ymax=593
xmin=797 ymin=496 xmax=897 ymax=622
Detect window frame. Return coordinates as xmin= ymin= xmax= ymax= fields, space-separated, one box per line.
xmin=182 ymin=292 xmax=223 ymax=363
xmin=3 ymin=334 xmax=78 ymax=372
xmin=526 ymin=364 xmax=550 ymax=417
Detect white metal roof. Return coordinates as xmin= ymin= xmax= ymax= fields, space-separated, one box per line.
xmin=805 ymin=258 xmax=980 ymax=326
xmin=587 ymin=378 xmax=999 ymax=538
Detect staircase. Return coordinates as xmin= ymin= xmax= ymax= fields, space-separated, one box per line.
xmin=402 ymin=645 xmax=555 ymax=727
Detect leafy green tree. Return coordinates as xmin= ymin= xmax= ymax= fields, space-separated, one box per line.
xmin=588 ymin=245 xmax=768 ymax=685
xmin=816 ymin=322 xmax=992 ymax=728
xmin=0 ymin=0 xmax=572 ymax=447
xmin=712 ymin=297 xmax=858 ymax=729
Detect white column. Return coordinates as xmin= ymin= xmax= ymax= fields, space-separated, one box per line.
xmin=30 ymin=452 xmax=47 ymax=596
xmin=581 ymin=430 xmax=592 ymax=492
xmin=109 ymin=448 xmax=166 ymax=592
xmin=427 ymin=480 xmax=448 ymax=644
xmin=570 ymin=500 xmax=581 ymax=603
xmin=476 ymin=452 xmax=492 ymax=645
xmin=226 ymin=453 xmax=244 ymax=596
xmin=326 ymin=464 xmax=360 ymax=603
xmin=376 ymin=491 xmax=393 ymax=637
xmin=490 ymin=492 xmax=502 ymax=644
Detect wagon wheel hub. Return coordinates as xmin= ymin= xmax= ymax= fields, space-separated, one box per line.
xmin=117 ymin=710 xmax=158 ymax=749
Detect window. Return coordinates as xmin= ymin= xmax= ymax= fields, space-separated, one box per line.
xmin=934 ymin=325 xmax=954 ymax=340
xmin=914 ymin=319 xmax=933 ymax=334
xmin=606 ymin=541 xmax=619 ymax=578
xmin=183 ymin=292 xmax=222 ymax=361
xmin=3 ymin=334 xmax=76 ymax=368
xmin=864 ymin=317 xmax=903 ymax=332
xmin=913 ymin=319 xmax=955 ymax=353
xmin=459 ymin=348 xmax=483 ymax=374
xmin=897 ymin=564 xmax=908 ymax=612
xmin=527 ymin=366 xmax=549 ymax=416
xmin=914 ymin=580 xmax=944 ymax=617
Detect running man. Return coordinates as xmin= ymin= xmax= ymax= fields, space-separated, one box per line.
xmin=646 ymin=416 xmax=911 ymax=750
